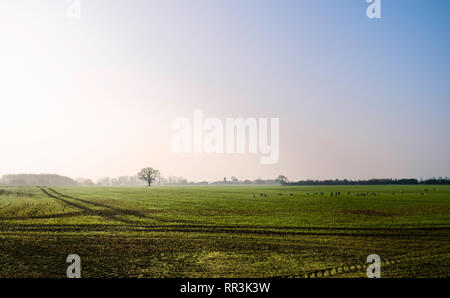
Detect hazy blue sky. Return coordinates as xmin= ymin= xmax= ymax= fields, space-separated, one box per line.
xmin=0 ymin=0 xmax=449 ymax=181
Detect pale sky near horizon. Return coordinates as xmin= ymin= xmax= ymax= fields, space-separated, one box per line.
xmin=0 ymin=0 xmax=449 ymax=182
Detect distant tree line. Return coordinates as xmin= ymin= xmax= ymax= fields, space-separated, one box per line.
xmin=0 ymin=174 xmax=146 ymax=187
xmin=153 ymin=176 xmax=280 ymax=186
xmin=282 ymin=178 xmax=450 ymax=186
xmin=0 ymin=174 xmax=79 ymax=187
xmin=0 ymin=173 xmax=281 ymax=187
xmin=1 ymin=174 xmax=449 ymax=187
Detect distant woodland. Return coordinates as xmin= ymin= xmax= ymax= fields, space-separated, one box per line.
xmin=0 ymin=174 xmax=449 ymax=187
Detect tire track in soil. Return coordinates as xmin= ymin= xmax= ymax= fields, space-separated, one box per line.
xmin=2 ymin=221 xmax=449 ymax=240
xmin=0 ymin=201 xmax=11 ymax=210
xmin=45 ymin=187 xmax=198 ymax=226
xmin=281 ymin=251 xmax=450 ymax=278
xmin=46 ymin=187 xmax=147 ymax=218
xmin=0 ymin=212 xmax=85 ymax=221
xmin=38 ymin=186 xmax=134 ymax=224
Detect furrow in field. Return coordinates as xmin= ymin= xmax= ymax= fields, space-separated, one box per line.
xmin=46 ymin=187 xmax=148 ymax=218
xmin=45 ymin=187 xmax=201 ymax=226
xmin=38 ymin=186 xmax=134 ymax=224
xmin=2 ymin=221 xmax=449 ymax=242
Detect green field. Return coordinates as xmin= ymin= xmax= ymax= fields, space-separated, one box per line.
xmin=0 ymin=185 xmax=448 ymax=278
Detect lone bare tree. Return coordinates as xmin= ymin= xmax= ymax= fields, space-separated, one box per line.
xmin=277 ymin=175 xmax=288 ymax=185
xmin=138 ymin=167 xmax=161 ymax=187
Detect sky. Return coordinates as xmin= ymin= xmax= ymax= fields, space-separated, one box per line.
xmin=0 ymin=0 xmax=449 ymax=182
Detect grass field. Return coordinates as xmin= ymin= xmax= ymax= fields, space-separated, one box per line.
xmin=0 ymin=185 xmax=448 ymax=278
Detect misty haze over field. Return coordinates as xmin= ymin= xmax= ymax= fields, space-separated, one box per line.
xmin=0 ymin=1 xmax=449 ymax=181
